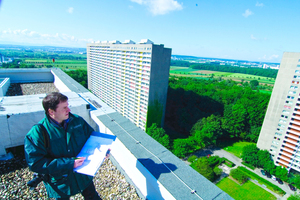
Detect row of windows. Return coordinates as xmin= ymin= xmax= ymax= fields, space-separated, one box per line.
xmin=89 ymin=46 xmax=152 ymax=52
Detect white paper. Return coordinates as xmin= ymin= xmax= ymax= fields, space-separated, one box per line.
xmin=74 ymin=135 xmax=115 ymax=176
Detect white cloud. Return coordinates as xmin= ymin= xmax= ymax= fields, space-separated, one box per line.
xmin=256 ymin=2 xmax=264 ymax=7
xmin=250 ymin=34 xmax=257 ymax=40
xmin=67 ymin=7 xmax=74 ymax=14
xmin=242 ymin=9 xmax=253 ymax=18
xmin=130 ymin=0 xmax=183 ymax=15
xmin=0 ymin=28 xmax=93 ymax=47
xmin=260 ymin=54 xmax=279 ymax=61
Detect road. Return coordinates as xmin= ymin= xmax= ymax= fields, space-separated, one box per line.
xmin=190 ymin=147 xmax=297 ymax=200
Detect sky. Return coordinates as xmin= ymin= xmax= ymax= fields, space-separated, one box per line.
xmin=0 ymin=0 xmax=299 ymax=63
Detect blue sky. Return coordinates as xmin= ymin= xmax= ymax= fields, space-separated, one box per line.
xmin=0 ymin=0 xmax=299 ymax=63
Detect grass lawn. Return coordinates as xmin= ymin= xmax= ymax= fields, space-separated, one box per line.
xmin=219 ymin=141 xmax=255 ymax=158
xmin=169 ymin=67 xmax=275 ymax=85
xmin=217 ymin=178 xmax=276 ymax=200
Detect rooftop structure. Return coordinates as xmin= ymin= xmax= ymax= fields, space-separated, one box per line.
xmin=0 ymin=68 xmax=232 ymax=200
xmin=87 ymin=39 xmax=171 ymax=131
xmin=257 ymin=52 xmax=300 ymax=172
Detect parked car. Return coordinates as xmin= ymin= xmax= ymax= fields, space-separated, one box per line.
xmin=265 ymin=171 xmax=271 ymax=178
xmin=288 ymin=184 xmax=296 ymax=191
xmin=271 ymin=175 xmax=276 ymax=181
xmin=276 ymin=178 xmax=283 ymax=185
xmin=261 ymin=170 xmax=266 ymax=176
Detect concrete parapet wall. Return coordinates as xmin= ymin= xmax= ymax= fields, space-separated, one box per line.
xmin=0 ymin=69 xmax=54 ymax=83
xmin=0 ymin=78 xmax=10 ymax=97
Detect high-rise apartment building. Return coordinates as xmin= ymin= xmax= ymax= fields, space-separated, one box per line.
xmin=87 ymin=39 xmax=171 ymax=130
xmin=257 ymin=52 xmax=300 ymax=172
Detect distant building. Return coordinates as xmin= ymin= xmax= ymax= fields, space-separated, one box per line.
xmin=257 ymin=52 xmax=300 ymax=172
xmin=87 ymin=39 xmax=171 ymax=130
xmin=0 ymin=54 xmax=3 ymax=64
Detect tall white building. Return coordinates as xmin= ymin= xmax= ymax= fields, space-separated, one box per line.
xmin=87 ymin=39 xmax=171 ymax=130
xmin=257 ymin=52 xmax=300 ymax=172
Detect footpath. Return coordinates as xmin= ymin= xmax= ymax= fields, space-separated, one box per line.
xmin=191 ymin=147 xmax=297 ymax=200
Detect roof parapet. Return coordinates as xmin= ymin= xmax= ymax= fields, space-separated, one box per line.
xmin=123 ymin=40 xmax=136 ymax=44
xmin=139 ymin=39 xmax=154 ymax=44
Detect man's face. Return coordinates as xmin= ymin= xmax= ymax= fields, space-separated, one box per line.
xmin=49 ymin=101 xmax=71 ymax=124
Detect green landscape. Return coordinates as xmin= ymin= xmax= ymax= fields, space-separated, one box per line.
xmin=2 ymin=48 xmax=299 ymax=199
xmin=217 ymin=178 xmax=276 ymax=200
xmin=170 ymin=66 xmax=276 ymax=85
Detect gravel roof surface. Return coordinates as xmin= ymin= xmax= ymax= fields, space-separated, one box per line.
xmin=6 ymin=83 xmax=59 ymax=96
xmin=0 ymin=149 xmax=141 ymax=200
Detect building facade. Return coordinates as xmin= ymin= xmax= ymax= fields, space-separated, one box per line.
xmin=87 ymin=40 xmax=171 ymax=130
xmin=257 ymin=52 xmax=300 ymax=172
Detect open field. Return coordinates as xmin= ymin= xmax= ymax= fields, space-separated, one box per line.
xmin=217 ymin=178 xmax=276 ymax=200
xmin=170 ymin=66 xmax=276 ymax=85
xmin=24 ymin=59 xmax=87 ymax=70
xmin=220 ymin=141 xmax=255 ymax=158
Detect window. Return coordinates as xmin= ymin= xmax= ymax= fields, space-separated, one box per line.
xmin=275 ymin=132 xmax=282 ymax=136
xmin=279 ymin=119 xmax=287 ymax=123
xmin=289 ymin=90 xmax=297 ymax=94
xmin=284 ymin=105 xmax=291 ymax=109
xmin=282 ymin=110 xmax=290 ymax=114
xmin=272 ymin=141 xmax=279 ymax=145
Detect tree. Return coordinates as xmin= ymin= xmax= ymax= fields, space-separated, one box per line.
xmin=191 ymin=157 xmax=215 ymax=181
xmin=250 ymin=80 xmax=259 ymax=88
xmin=275 ymin=166 xmax=288 ymax=182
xmin=291 ymin=174 xmax=300 ymax=189
xmin=257 ymin=150 xmax=272 ymax=168
xmin=172 ymin=137 xmax=197 ymax=158
xmin=222 ymin=103 xmax=247 ymax=138
xmin=146 ymin=123 xmax=170 ymax=149
xmin=192 ymin=115 xmax=222 ymax=147
xmin=241 ymin=144 xmax=259 ymax=166
xmin=288 ymin=193 xmax=300 ymax=200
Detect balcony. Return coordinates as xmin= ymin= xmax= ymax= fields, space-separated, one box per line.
xmin=290 ymin=123 xmax=300 ymax=132
xmin=282 ymin=146 xmax=296 ymax=154
xmin=277 ymin=158 xmax=290 ymax=166
xmin=281 ymin=150 xmax=293 ymax=157
xmin=279 ymin=154 xmax=292 ymax=163
xmin=287 ymin=132 xmax=300 ymax=140
xmin=289 ymin=128 xmax=300 ymax=136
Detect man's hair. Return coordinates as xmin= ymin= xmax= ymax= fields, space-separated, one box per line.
xmin=42 ymin=92 xmax=68 ymax=115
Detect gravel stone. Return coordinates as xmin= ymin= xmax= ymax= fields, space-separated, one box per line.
xmin=0 ymin=153 xmax=141 ymax=200
xmin=6 ymin=83 xmax=59 ymax=96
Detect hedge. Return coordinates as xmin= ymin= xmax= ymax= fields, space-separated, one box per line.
xmin=223 ymin=158 xmax=235 ymax=167
xmin=241 ymin=161 xmax=256 ymax=170
xmin=230 ymin=168 xmax=249 ymax=184
xmin=238 ymin=167 xmax=286 ymax=195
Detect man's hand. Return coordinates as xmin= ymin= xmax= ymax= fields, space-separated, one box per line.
xmin=73 ymin=157 xmax=85 ymax=168
xmin=105 ymin=149 xmax=111 ymax=160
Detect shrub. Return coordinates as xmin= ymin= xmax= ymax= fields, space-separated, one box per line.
xmin=242 ymin=161 xmax=256 ymax=170
xmin=208 ymin=155 xmax=224 ymax=167
xmin=191 ymin=157 xmax=215 ymax=182
xmin=238 ymin=167 xmax=286 ymax=195
xmin=214 ymin=166 xmax=223 ymax=176
xmin=223 ymin=158 xmax=235 ymax=167
xmin=288 ymin=193 xmax=300 ymax=200
xmin=230 ymin=168 xmax=249 ymax=184
xmin=188 ymin=155 xmax=198 ymax=163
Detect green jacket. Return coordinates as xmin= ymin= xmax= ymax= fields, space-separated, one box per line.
xmin=24 ymin=113 xmax=95 ymax=198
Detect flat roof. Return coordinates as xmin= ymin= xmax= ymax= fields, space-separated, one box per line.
xmin=0 ymin=92 xmax=89 ymax=115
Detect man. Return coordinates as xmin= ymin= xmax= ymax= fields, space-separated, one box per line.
xmin=24 ymin=92 xmax=101 ymax=199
